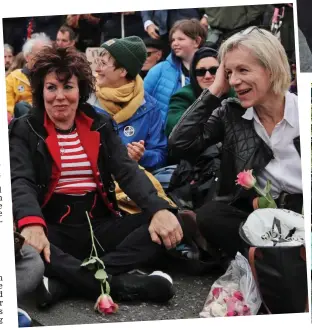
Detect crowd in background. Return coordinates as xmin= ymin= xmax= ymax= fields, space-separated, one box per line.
xmin=4 ymin=4 xmax=307 ymax=327
xmin=3 ymin=5 xmax=300 ymax=120
xmin=3 ymin=6 xmax=297 ymax=63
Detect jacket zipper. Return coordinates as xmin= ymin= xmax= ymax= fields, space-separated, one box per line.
xmin=26 ymin=119 xmax=46 ymax=143
xmin=95 ymin=122 xmax=110 ymax=191
xmin=96 ymin=122 xmax=107 ymax=132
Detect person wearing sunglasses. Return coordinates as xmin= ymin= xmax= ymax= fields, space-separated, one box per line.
xmin=166 ymin=47 xmax=235 ymax=136
xmin=140 ymin=38 xmax=165 ymax=78
xmin=169 ymin=27 xmax=302 ymax=263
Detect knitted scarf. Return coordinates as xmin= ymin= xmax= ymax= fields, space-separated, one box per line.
xmin=96 ymin=75 xmax=144 ymax=124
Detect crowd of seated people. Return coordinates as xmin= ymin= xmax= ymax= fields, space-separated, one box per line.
xmin=4 ymin=5 xmax=305 ymax=327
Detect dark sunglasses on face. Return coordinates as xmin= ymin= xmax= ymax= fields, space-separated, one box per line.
xmin=195 ymin=66 xmax=219 ymax=77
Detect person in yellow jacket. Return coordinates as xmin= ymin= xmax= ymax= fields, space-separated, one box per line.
xmin=6 ymin=32 xmax=51 ymax=118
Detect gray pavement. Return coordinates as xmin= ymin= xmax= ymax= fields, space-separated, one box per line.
xmin=21 ymin=273 xmax=219 ymax=326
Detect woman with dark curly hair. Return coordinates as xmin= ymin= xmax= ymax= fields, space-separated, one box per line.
xmin=9 ymin=45 xmax=185 ymax=307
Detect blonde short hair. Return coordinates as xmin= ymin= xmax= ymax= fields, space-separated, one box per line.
xmin=219 ymin=27 xmax=291 ymax=96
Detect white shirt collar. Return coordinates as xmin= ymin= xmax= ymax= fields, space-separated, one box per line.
xmin=241 ymin=92 xmax=297 ymax=128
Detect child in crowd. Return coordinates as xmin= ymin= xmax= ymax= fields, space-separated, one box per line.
xmin=144 ymin=19 xmax=207 ymax=122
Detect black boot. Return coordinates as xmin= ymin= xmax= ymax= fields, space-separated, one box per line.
xmin=110 ymin=271 xmax=175 ymax=303
xmin=36 ymin=276 xmax=69 ymax=309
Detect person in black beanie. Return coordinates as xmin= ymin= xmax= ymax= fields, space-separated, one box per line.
xmin=166 ymin=46 xmax=235 ymax=136
xmin=140 ymin=38 xmax=166 ymax=78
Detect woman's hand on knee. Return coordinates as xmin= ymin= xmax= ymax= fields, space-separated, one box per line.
xmin=21 ymin=225 xmax=50 ymax=263
xmin=149 ymin=210 xmax=183 ymax=250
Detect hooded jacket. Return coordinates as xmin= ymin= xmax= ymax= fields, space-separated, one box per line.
xmin=166 ymin=48 xmax=235 ymax=136
xmin=6 ymin=68 xmax=32 ymax=115
xmin=89 ymin=91 xmax=167 ymax=171
xmin=144 ymin=52 xmax=190 ymax=123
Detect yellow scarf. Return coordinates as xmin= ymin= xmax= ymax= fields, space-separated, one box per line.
xmin=96 ymin=75 xmax=144 ymax=124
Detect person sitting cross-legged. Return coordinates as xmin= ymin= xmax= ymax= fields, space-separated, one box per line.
xmin=169 ymin=27 xmax=302 ymax=264
xmin=9 ymin=45 xmax=189 ymax=308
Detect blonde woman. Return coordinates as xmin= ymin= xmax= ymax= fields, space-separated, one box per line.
xmin=169 ymin=27 xmax=302 ymax=259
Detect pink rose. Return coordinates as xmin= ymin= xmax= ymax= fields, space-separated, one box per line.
xmin=226 ymin=298 xmax=236 ymax=313
xmin=226 ymin=311 xmax=238 ymax=316
xmin=233 ymin=291 xmax=244 ymax=301
xmin=94 ymin=294 xmax=118 ymax=315
xmin=235 ymin=170 xmax=256 ymax=189
xmin=212 ymin=287 xmax=222 ymax=298
xmin=243 ymin=305 xmax=251 ymax=315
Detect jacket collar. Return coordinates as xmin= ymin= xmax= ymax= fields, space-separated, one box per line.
xmin=167 ymin=52 xmax=181 ymax=69
xmin=28 ymin=103 xmax=104 ymax=174
xmin=21 ymin=66 xmax=31 ymax=80
xmin=27 ymin=103 xmax=106 ymax=139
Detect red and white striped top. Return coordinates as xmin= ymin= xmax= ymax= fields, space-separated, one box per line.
xmin=55 ymin=129 xmax=97 ymax=195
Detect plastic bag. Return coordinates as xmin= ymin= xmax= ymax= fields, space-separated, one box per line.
xmin=240 ymin=209 xmax=305 ymax=247
xmin=199 ymin=252 xmax=262 ymax=317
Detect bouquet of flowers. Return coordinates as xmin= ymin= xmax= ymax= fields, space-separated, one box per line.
xmin=81 ymin=212 xmax=118 ymax=315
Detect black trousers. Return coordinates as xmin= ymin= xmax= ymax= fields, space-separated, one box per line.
xmin=196 ymin=195 xmax=303 ymax=258
xmin=42 ymin=193 xmax=169 ymax=299
xmin=196 ymin=201 xmax=249 ymax=258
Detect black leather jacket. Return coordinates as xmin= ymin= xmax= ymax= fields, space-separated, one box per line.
xmin=168 ymin=89 xmax=300 ymax=205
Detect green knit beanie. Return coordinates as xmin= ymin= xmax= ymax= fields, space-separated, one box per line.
xmin=100 ymin=36 xmax=147 ymax=78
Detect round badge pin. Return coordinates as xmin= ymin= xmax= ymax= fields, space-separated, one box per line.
xmin=124 ymin=126 xmax=135 ymax=137
xmin=17 ymin=85 xmax=25 ymax=93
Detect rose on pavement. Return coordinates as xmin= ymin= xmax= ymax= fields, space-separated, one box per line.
xmin=94 ymin=294 xmax=118 ymax=315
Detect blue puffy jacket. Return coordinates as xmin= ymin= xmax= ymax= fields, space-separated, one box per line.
xmin=91 ymin=92 xmax=167 ymax=171
xmin=144 ymin=52 xmax=190 ymax=123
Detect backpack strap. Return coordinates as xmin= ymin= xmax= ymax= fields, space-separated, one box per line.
xmin=248 ymin=247 xmax=272 ymax=314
